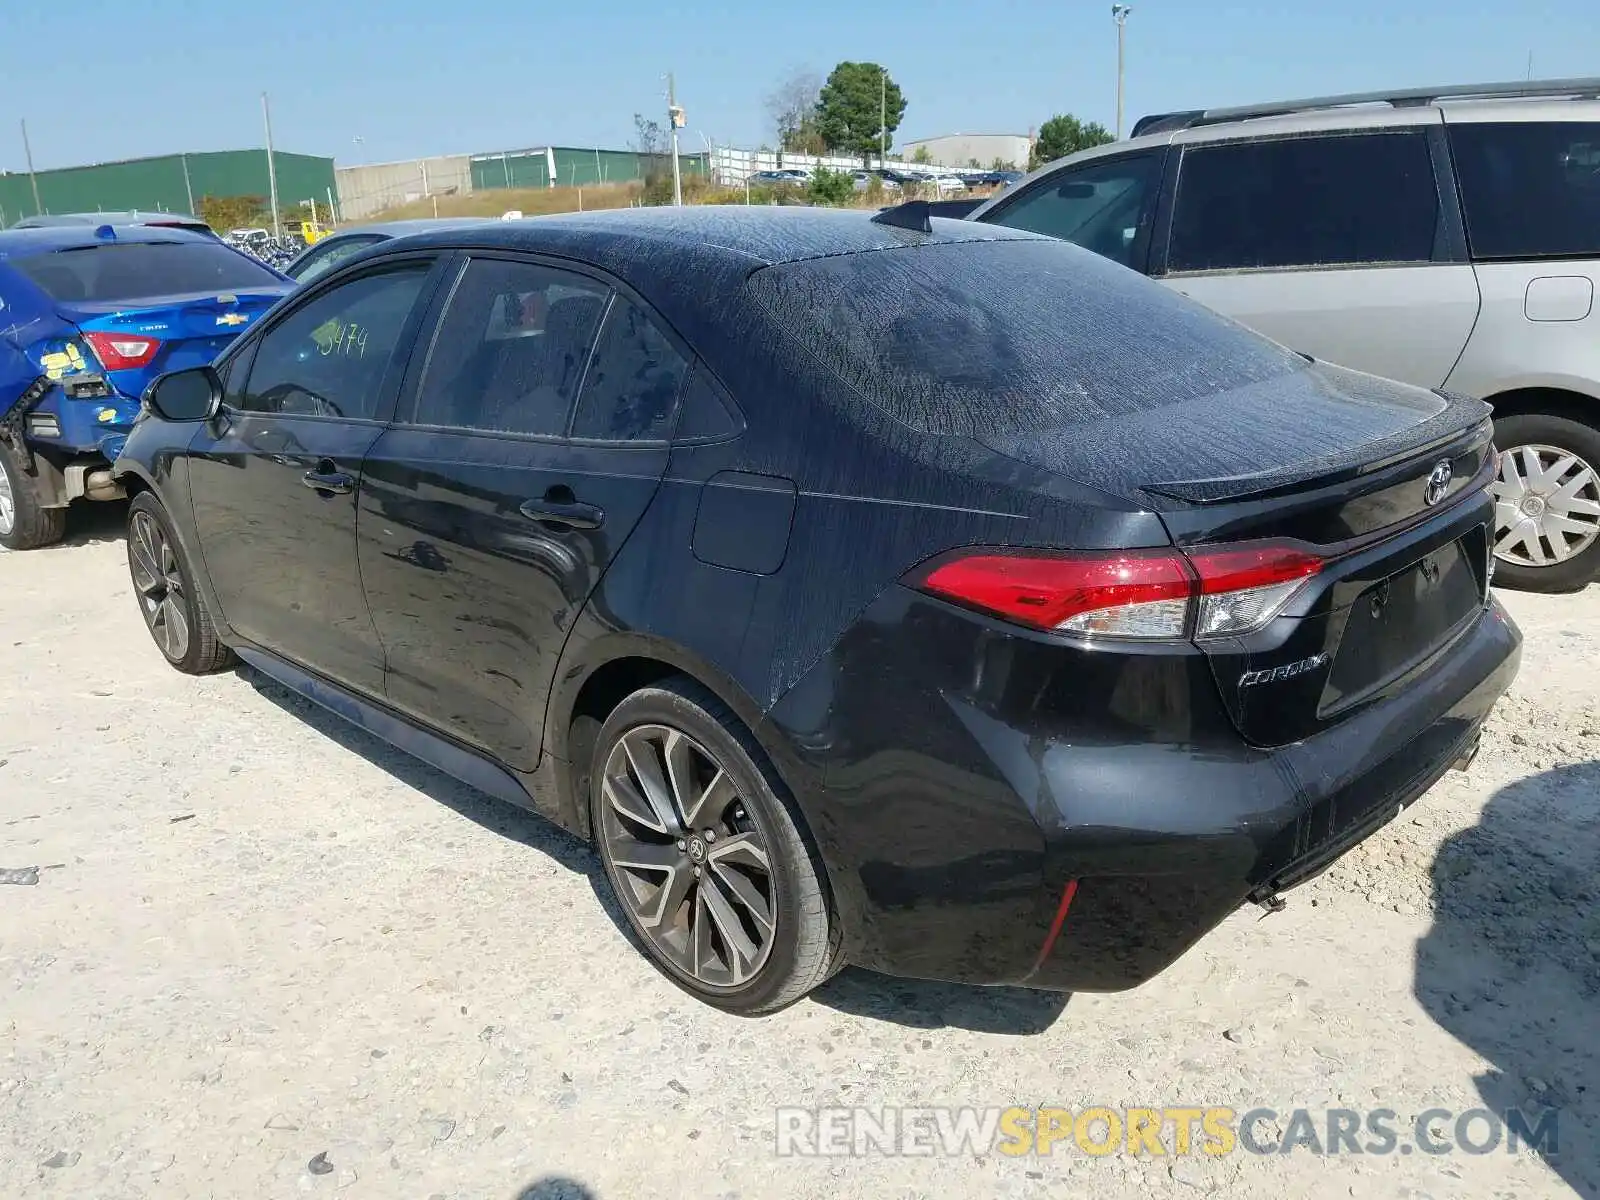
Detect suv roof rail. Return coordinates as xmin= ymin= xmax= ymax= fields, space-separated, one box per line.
xmin=1130 ymin=76 xmax=1600 ymax=137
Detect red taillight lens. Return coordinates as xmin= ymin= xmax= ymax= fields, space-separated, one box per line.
xmin=913 ymin=542 xmax=1324 ymax=642
xmin=83 ymin=331 xmax=161 ymax=370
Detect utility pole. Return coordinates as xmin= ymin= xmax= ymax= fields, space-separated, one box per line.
xmin=880 ymin=66 xmax=887 ymax=167
xmin=20 ymin=119 xmax=42 ymax=216
xmin=1112 ymin=5 xmax=1132 ymax=139
xmin=666 ymin=73 xmax=684 ymax=207
xmin=261 ymin=92 xmax=281 ymax=240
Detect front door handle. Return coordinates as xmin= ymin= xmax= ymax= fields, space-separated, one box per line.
xmin=302 ymin=462 xmax=355 ymax=495
xmin=519 ymin=495 xmax=604 ymax=530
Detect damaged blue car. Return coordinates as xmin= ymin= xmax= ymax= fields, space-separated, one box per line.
xmin=0 ymin=224 xmax=291 ymax=549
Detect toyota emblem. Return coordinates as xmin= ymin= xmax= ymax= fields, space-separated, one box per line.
xmin=1424 ymin=460 xmax=1453 ymax=507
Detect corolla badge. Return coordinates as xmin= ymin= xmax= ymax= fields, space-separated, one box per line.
xmin=1424 ymin=460 xmax=1453 ymax=506
xmin=1239 ymin=653 xmax=1329 ymax=688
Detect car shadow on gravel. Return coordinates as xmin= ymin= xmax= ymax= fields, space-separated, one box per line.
xmin=1415 ymin=761 xmax=1600 ymax=1199
xmin=514 ymin=1177 xmax=596 ymax=1199
xmin=52 ymin=498 xmax=127 ymax=549
xmin=244 ymin=667 xmax=1075 ymax=1035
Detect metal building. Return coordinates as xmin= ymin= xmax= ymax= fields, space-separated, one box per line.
xmin=898 ymin=133 xmax=1032 ymax=169
xmin=0 ymin=150 xmax=337 ymax=225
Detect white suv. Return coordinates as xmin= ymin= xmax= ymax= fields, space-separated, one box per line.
xmin=970 ymin=78 xmax=1600 ymax=592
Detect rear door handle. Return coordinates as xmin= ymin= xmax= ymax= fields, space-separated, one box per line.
xmin=302 ymin=465 xmax=355 ymax=495
xmin=519 ymin=497 xmax=604 ymax=530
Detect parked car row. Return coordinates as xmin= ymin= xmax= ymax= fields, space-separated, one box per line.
xmin=4 ymin=77 xmax=1581 ymax=1019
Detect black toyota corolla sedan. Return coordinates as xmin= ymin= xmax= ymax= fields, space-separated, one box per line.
xmin=115 ymin=206 xmax=1521 ymax=1015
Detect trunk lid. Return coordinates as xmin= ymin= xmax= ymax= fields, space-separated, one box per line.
xmin=59 ymin=288 xmax=288 ymax=399
xmin=979 ymin=362 xmax=1498 ymax=747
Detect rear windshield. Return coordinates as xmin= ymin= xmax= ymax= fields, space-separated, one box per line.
xmin=1450 ymin=121 xmax=1600 ymax=260
xmin=746 ymin=238 xmax=1304 ymax=437
xmin=13 ymin=241 xmax=282 ymax=303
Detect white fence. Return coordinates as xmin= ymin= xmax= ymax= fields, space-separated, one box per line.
xmin=707 ymin=145 xmax=971 ymax=184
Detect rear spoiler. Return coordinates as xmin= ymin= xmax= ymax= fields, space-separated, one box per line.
xmin=1144 ymin=394 xmax=1493 ymax=504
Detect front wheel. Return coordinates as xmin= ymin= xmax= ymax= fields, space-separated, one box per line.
xmin=1490 ymin=413 xmax=1600 ymax=593
xmin=126 ymin=493 xmax=235 ymax=674
xmin=589 ymin=679 xmax=840 ymax=1015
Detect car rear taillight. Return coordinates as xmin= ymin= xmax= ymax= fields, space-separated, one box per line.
xmin=82 ymin=331 xmax=161 ymax=370
xmin=913 ymin=543 xmax=1324 ymax=642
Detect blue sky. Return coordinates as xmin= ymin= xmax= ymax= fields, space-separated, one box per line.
xmin=2 ymin=0 xmax=1597 ymax=172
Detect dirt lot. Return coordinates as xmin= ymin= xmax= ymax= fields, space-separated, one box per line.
xmin=3 ymin=506 xmax=1597 ymax=1199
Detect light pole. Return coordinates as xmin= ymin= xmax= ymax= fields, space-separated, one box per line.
xmin=880 ymin=66 xmax=887 ymax=168
xmin=19 ymin=119 xmax=42 ymax=216
xmin=261 ymin=92 xmax=281 ymax=240
xmin=666 ymin=73 xmax=685 ymax=207
xmin=1112 ymin=5 xmax=1132 ymax=139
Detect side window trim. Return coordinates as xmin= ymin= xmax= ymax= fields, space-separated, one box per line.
xmin=220 ymin=253 xmax=446 ymax=425
xmin=1159 ymin=128 xmax=1444 ymax=278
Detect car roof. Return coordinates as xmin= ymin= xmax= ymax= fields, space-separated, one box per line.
xmin=0 ymin=223 xmax=220 ymax=262
xmin=10 ymin=211 xmax=209 ymax=229
xmin=386 ymin=205 xmax=1049 ymax=270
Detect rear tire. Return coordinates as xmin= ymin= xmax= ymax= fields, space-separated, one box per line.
xmin=0 ymin=442 xmax=67 ymax=551
xmin=1490 ymin=412 xmax=1600 ymax=593
xmin=589 ymin=678 xmax=840 ymax=1015
xmin=126 ymin=493 xmax=235 ymax=674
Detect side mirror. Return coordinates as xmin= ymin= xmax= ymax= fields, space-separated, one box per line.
xmin=143 ymin=366 xmax=221 ymax=422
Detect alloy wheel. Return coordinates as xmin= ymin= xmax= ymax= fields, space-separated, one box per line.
xmin=1491 ymin=443 xmax=1600 ymax=569
xmin=598 ymin=724 xmax=776 ymax=988
xmin=129 ymin=511 xmax=191 ymax=661
xmin=0 ymin=464 xmax=14 ymax=536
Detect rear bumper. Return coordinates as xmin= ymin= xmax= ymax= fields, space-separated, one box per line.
xmin=765 ymin=591 xmax=1521 ymax=992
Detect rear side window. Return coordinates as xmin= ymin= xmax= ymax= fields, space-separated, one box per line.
xmin=1169 ymin=132 xmax=1439 ymax=271
xmin=412 ymin=258 xmax=610 ymax=436
xmin=747 ymin=238 xmax=1303 ymax=438
xmin=1450 ymin=122 xmax=1600 ymax=260
xmin=569 ymin=298 xmax=690 ymax=441
xmin=12 ymin=241 xmax=283 ymax=302
xmin=983 ymin=154 xmax=1161 ymax=268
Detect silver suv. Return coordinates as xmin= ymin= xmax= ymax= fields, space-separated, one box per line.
xmin=970 ymin=78 xmax=1600 ymax=592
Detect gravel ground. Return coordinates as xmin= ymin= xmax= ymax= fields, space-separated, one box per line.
xmin=3 ymin=504 xmax=1597 ymax=1199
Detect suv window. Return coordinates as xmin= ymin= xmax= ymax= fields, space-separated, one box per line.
xmin=1168 ymin=132 xmax=1438 ymax=272
xmin=412 ymin=258 xmax=609 ymax=436
xmin=237 ymin=264 xmax=429 ymax=420
xmin=569 ymin=297 xmax=690 ymax=440
xmin=1450 ymin=121 xmax=1600 ymax=260
xmin=984 ymin=154 xmax=1160 ymax=268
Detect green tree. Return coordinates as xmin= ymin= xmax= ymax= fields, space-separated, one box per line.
xmin=815 ymin=62 xmax=906 ymax=166
xmin=807 ymin=167 xmax=856 ymax=206
xmin=197 ymin=194 xmax=268 ymax=232
xmin=911 ymin=146 xmax=932 ymax=165
xmin=1031 ymin=114 xmax=1113 ymax=167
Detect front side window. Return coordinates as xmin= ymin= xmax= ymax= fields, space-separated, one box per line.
xmin=983 ymin=154 xmax=1160 ymax=268
xmin=1168 ymin=132 xmax=1439 ymax=272
xmin=236 ymin=264 xmax=430 ymax=420
xmin=1450 ymin=121 xmax=1600 ymax=260
xmin=569 ymin=298 xmax=690 ymax=441
xmin=411 ymin=258 xmax=610 ymax=436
